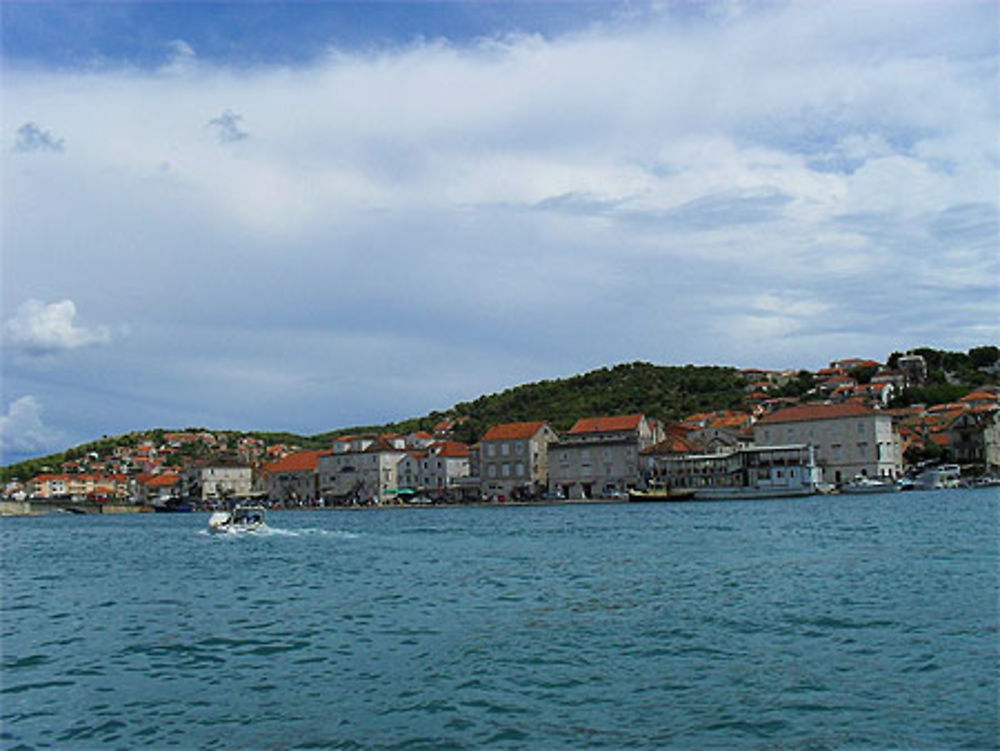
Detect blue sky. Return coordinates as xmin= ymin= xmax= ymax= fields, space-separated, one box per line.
xmin=2 ymin=0 xmax=998 ymax=463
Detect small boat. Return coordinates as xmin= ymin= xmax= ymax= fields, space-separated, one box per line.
xmin=841 ymin=476 xmax=900 ymax=494
xmin=208 ymin=505 xmax=267 ymax=533
xmin=628 ymin=486 xmax=697 ymax=502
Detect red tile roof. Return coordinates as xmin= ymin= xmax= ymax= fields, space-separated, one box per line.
xmin=481 ymin=421 xmax=548 ymax=441
xmin=757 ymin=402 xmax=877 ymax=425
xmin=264 ymin=450 xmax=324 ymax=473
xmin=568 ymin=414 xmax=644 ymax=434
xmin=432 ymin=441 xmax=471 ymax=458
xmin=144 ymin=473 xmax=181 ymax=487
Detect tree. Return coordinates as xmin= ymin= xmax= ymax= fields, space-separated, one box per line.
xmin=969 ymin=346 xmax=999 ymax=369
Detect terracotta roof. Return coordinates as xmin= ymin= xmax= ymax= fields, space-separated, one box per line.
xmin=264 ymin=450 xmax=324 ymax=473
xmin=481 ymin=421 xmax=548 ymax=441
xmin=568 ymin=414 xmax=644 ymax=434
xmin=641 ymin=436 xmax=702 ymax=455
xmin=364 ymin=436 xmax=406 ymax=453
xmin=144 ymin=473 xmax=180 ymax=487
xmin=432 ymin=441 xmax=471 ymax=458
xmin=708 ymin=413 xmax=751 ymax=429
xmin=757 ymin=402 xmax=877 ymax=425
xmin=682 ymin=412 xmax=714 ymax=423
xmin=960 ymin=391 xmax=1000 ymax=403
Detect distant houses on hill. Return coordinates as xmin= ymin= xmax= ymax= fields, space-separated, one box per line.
xmin=5 ymin=351 xmax=1000 ymax=506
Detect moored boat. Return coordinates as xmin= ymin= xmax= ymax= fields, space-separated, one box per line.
xmin=841 ymin=476 xmax=899 ymax=494
xmin=628 ymin=486 xmax=697 ymax=502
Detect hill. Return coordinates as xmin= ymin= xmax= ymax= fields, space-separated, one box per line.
xmin=0 ymin=362 xmax=743 ymax=482
xmin=3 ymin=346 xmax=996 ymax=483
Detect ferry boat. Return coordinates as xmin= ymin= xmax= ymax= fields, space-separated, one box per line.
xmin=208 ymin=505 xmax=267 ymax=533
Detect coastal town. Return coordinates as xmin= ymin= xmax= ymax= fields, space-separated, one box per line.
xmin=3 ymin=349 xmax=999 ymax=514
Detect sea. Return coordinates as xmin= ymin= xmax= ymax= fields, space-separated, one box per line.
xmin=2 ymin=488 xmax=997 ymax=750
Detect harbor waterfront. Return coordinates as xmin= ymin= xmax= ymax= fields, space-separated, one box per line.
xmin=2 ymin=489 xmax=997 ymax=749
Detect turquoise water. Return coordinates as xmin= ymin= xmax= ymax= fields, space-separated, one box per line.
xmin=2 ymin=489 xmax=997 ymax=750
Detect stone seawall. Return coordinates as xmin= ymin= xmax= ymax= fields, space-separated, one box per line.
xmin=1 ymin=501 xmax=154 ymax=516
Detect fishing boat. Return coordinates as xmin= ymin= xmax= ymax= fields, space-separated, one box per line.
xmin=628 ymin=486 xmax=697 ymax=502
xmin=208 ymin=505 xmax=267 ymax=533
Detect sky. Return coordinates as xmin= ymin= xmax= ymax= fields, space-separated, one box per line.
xmin=2 ymin=0 xmax=998 ymax=463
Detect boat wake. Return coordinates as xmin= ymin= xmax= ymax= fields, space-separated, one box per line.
xmin=200 ymin=527 xmax=360 ymax=539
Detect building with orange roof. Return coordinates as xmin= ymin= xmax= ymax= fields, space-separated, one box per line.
xmin=395 ymin=441 xmax=472 ymax=498
xmin=29 ymin=473 xmax=130 ymax=501
xmin=549 ymin=414 xmax=663 ymax=499
xmin=687 ymin=411 xmax=755 ymax=454
xmin=479 ymin=421 xmax=558 ymax=500
xmin=263 ymin=450 xmax=326 ymax=504
xmin=755 ymin=403 xmax=902 ymax=484
xmin=136 ymin=473 xmax=182 ymax=504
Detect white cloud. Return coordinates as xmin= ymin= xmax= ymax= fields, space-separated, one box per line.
xmin=0 ymin=396 xmax=65 ymax=459
xmin=1 ymin=1 xmax=996 ymax=438
xmin=3 ymin=300 xmax=112 ymax=355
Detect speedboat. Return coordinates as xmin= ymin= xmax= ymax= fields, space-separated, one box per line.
xmin=841 ymin=476 xmax=899 ymax=494
xmin=208 ymin=505 xmax=267 ymax=533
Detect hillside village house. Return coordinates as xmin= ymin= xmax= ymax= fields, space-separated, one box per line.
xmin=755 ymin=403 xmax=902 ymax=484
xmin=548 ymin=414 xmax=663 ymax=499
xmin=263 ymin=450 xmax=325 ymax=505
xmin=479 ymin=421 xmax=558 ymax=499
xmin=181 ymin=462 xmax=254 ymax=502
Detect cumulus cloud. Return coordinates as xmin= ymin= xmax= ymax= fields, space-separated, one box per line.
xmin=14 ymin=122 xmax=64 ymax=152
xmin=0 ymin=396 xmax=65 ymax=460
xmin=3 ymin=300 xmax=112 ymax=355
xmin=207 ymin=109 xmax=249 ymax=143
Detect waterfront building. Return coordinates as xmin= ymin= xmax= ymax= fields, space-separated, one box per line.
xmin=181 ymin=462 xmax=253 ymax=502
xmin=318 ymin=436 xmax=407 ymax=502
xmin=263 ymin=450 xmax=325 ymax=504
xmin=479 ymin=421 xmax=558 ymax=500
xmin=396 ymin=441 xmax=471 ymax=498
xmin=29 ymin=473 xmax=130 ymax=501
xmin=135 ymin=473 xmax=182 ymax=504
xmin=755 ymin=403 xmax=902 ymax=484
xmin=548 ymin=414 xmax=663 ymax=499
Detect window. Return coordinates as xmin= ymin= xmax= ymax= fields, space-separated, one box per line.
xmin=487 ymin=444 xmax=496 ymax=457
xmin=516 ymin=462 xmax=525 ymax=476
xmin=515 ymin=442 xmax=524 ymax=454
xmin=501 ymin=442 xmax=510 ymax=456
xmin=487 ymin=465 xmax=497 ymax=478
xmin=501 ymin=463 xmax=511 ymax=477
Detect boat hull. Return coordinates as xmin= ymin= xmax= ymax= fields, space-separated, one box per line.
xmin=691 ymin=486 xmax=815 ymax=501
xmin=628 ymin=488 xmax=697 ymax=502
